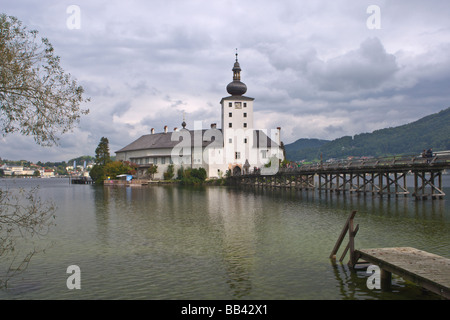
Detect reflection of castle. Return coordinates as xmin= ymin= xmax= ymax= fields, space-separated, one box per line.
xmin=206 ymin=188 xmax=256 ymax=298
xmin=115 ymin=53 xmax=284 ymax=179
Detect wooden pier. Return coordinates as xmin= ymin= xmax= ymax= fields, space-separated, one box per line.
xmin=356 ymin=247 xmax=450 ymax=299
xmin=70 ymin=176 xmax=93 ymax=184
xmin=231 ymin=153 xmax=450 ymax=200
xmin=331 ymin=211 xmax=450 ymax=299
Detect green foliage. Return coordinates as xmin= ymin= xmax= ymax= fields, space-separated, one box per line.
xmin=163 ymin=164 xmax=175 ymax=180
xmin=0 ymin=14 xmax=89 ymax=146
xmin=285 ymin=107 xmax=450 ymax=161
xmin=0 ymin=15 xmax=83 ymax=287
xmin=90 ymin=137 xmax=113 ymax=184
xmin=147 ymin=165 xmax=158 ymax=179
xmin=89 ymin=164 xmax=105 ymax=184
xmin=178 ymin=167 xmax=207 ymax=185
xmin=68 ymin=155 xmax=95 ymax=165
xmin=94 ymin=137 xmax=111 ymax=166
xmin=103 ymin=160 xmax=137 ymax=179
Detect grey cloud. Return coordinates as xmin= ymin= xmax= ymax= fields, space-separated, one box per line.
xmin=1 ymin=0 xmax=450 ymax=160
xmin=307 ymin=37 xmax=398 ymax=93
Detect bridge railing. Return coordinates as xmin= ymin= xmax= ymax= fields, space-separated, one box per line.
xmin=276 ymin=153 xmax=450 ymax=175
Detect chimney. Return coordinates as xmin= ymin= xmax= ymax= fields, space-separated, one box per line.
xmin=151 ymin=128 xmax=155 ymax=134
xmin=164 ymin=125 xmax=168 ymax=133
xmin=211 ymin=123 xmax=217 ymax=129
xmin=277 ymin=127 xmax=281 ymax=145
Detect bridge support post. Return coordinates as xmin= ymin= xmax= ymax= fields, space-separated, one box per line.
xmin=412 ymin=170 xmax=445 ymax=200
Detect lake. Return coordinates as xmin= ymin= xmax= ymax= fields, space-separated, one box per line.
xmin=0 ymin=176 xmax=449 ymax=300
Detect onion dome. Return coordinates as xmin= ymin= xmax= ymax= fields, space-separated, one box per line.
xmin=226 ymin=51 xmax=247 ymax=96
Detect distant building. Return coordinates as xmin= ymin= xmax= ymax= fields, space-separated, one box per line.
xmin=115 ymin=54 xmax=284 ymax=179
xmin=41 ymin=169 xmax=55 ymax=178
xmin=2 ymin=165 xmax=24 ymax=176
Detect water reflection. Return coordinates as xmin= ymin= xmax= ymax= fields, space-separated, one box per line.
xmin=207 ymin=187 xmax=257 ymax=298
xmin=0 ymin=178 xmax=448 ymax=299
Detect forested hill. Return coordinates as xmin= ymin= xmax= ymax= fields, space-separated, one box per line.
xmin=285 ymin=107 xmax=450 ymax=161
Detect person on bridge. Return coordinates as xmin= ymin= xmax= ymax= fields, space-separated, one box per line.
xmin=426 ymin=148 xmax=433 ymax=163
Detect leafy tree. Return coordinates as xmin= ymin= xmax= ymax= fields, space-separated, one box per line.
xmin=179 ymin=167 xmax=207 ymax=185
xmin=163 ymin=164 xmax=175 ymax=180
xmin=0 ymin=14 xmax=89 ymax=146
xmin=147 ymin=165 xmax=158 ymax=179
xmin=89 ymin=164 xmax=105 ymax=184
xmin=94 ymin=137 xmax=111 ymax=166
xmin=90 ymin=137 xmax=112 ymax=184
xmin=103 ymin=160 xmax=137 ymax=179
xmin=1 ymin=14 xmax=88 ymax=288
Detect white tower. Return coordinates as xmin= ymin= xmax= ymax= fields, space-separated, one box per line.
xmin=220 ymin=52 xmax=255 ymax=175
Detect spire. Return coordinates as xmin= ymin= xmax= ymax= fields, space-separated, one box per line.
xmin=227 ymin=49 xmax=247 ymax=96
xmin=233 ymin=48 xmax=241 ymax=81
xmin=181 ymin=111 xmax=186 ymax=129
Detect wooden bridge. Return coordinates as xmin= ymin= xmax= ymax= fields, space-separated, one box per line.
xmin=230 ymin=152 xmax=450 ymax=200
xmin=331 ymin=211 xmax=450 ymax=299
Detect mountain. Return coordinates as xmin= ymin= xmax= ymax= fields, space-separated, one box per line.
xmin=283 ymin=138 xmax=330 ymax=162
xmin=285 ymin=107 xmax=450 ymax=161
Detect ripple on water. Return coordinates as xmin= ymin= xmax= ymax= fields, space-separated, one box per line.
xmin=1 ymin=179 xmax=448 ymax=300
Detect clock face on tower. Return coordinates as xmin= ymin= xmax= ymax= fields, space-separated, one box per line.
xmin=235 ymin=102 xmax=242 ymax=109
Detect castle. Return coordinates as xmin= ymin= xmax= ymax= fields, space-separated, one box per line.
xmin=115 ymin=53 xmax=284 ymax=179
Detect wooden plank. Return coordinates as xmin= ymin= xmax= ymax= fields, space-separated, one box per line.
xmin=356 ymin=247 xmax=450 ymax=299
xmin=339 ymin=224 xmax=359 ymax=262
xmin=329 ymin=210 xmax=357 ymax=260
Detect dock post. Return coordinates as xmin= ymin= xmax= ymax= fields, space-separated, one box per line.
xmin=329 ymin=210 xmax=357 ymax=261
xmin=380 ymin=269 xmax=392 ymax=291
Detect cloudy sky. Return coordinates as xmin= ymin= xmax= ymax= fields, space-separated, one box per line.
xmin=1 ymin=0 xmax=450 ymax=162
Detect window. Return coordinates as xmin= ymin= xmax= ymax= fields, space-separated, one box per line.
xmin=243 ymin=123 xmax=247 ymax=128
xmin=235 ymin=152 xmax=241 ymax=160
xmin=229 ymin=112 xmax=232 ymax=117
xmin=244 ymin=103 xmax=247 ymax=108
xmin=229 ymin=138 xmax=232 ymax=143
xmin=243 ymin=112 xmax=247 ymax=117
xmin=229 ymin=123 xmax=232 ymax=128
xmin=261 ymin=150 xmax=267 ymax=159
xmin=229 ymin=102 xmax=232 ymax=107
xmin=161 ymin=157 xmax=165 ymax=164
xmin=244 ymin=138 xmax=247 ymax=143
